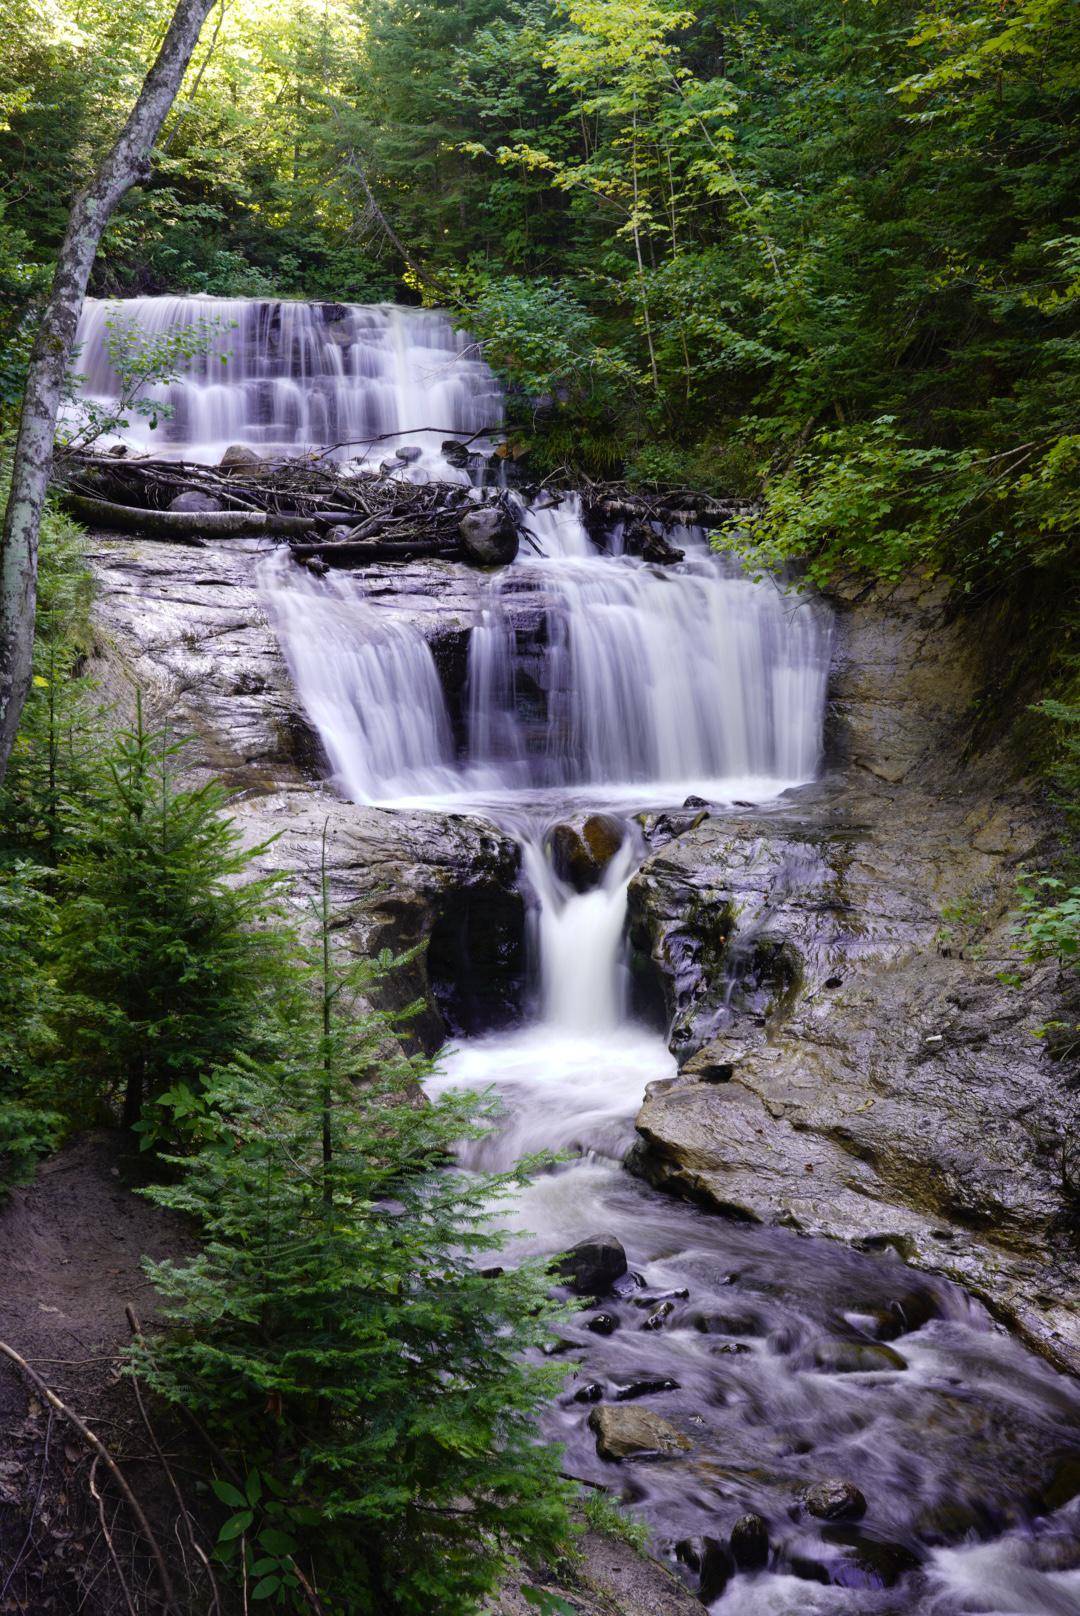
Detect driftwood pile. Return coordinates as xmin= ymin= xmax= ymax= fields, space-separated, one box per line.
xmin=54 ymin=449 xmax=738 ymax=570
xmin=56 ymin=449 xmax=530 ymax=567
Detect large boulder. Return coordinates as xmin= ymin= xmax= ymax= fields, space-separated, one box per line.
xmin=168 ymin=490 xmax=223 ymax=514
xmin=441 ymin=439 xmax=472 ymax=469
xmin=548 ymin=813 xmax=626 ymax=893
xmin=219 ymin=443 xmax=263 ymax=471
xmin=459 ymin=506 xmax=518 ymax=567
xmin=588 ymin=1405 xmax=692 ymax=1462
xmin=675 ymin=1537 xmax=732 ymax=1601
xmin=802 ymin=1479 xmax=868 ymax=1522
xmin=554 ymin=1234 xmax=627 ymax=1296
xmin=730 ymin=1513 xmax=769 ymax=1571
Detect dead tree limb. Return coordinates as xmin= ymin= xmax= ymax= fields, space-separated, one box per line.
xmin=126 ymin=1306 xmax=223 ymax=1616
xmin=89 ymin=1455 xmax=140 ymax=1616
xmin=0 ymin=0 xmax=217 ymax=783
xmin=62 ymin=494 xmax=316 ymax=538
xmin=0 ymin=1338 xmax=182 ymax=1616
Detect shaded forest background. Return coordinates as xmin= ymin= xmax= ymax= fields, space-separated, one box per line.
xmin=0 ymin=0 xmax=1077 ymax=599
xmin=0 ymin=6 xmax=1077 ymax=1607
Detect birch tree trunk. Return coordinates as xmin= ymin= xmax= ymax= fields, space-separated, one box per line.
xmin=0 ymin=0 xmax=216 ymax=783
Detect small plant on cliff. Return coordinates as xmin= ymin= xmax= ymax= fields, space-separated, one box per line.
xmin=135 ymin=855 xmax=572 ymax=1614
xmin=53 ymin=695 xmax=289 ymax=1135
xmin=60 ymin=313 xmax=228 ymax=455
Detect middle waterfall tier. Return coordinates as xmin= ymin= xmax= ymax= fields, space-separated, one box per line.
xmin=262 ymin=505 xmax=833 ymax=809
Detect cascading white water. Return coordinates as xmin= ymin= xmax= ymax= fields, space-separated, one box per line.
xmin=261 ymin=493 xmax=832 ymax=809
xmin=521 ymin=832 xmax=640 ymax=1033
xmin=260 ymin=555 xmax=459 ymax=803
xmin=70 ymin=296 xmax=501 ymax=472
xmin=73 ymin=298 xmax=1080 ymax=1614
xmin=72 ymin=295 xmax=832 ymax=808
xmin=473 ymin=498 xmax=831 ymax=794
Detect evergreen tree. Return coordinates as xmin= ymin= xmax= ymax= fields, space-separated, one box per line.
xmin=54 ymin=695 xmax=289 ymax=1136
xmin=136 ymin=852 xmax=573 ymax=1614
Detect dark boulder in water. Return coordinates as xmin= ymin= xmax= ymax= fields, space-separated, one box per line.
xmin=586 ymin=1311 xmax=620 ymax=1335
xmin=641 ymin=1300 xmax=676 ymax=1331
xmin=675 ymin=1536 xmax=733 ymax=1601
xmin=441 ymin=438 xmax=472 ymax=467
xmin=548 ymin=813 xmax=626 ymax=893
xmin=571 ymin=1381 xmax=605 ymax=1404
xmin=459 ymin=506 xmax=518 ymax=566
xmin=730 ymin=1512 xmax=770 ymax=1570
xmin=803 ymin=1479 xmax=868 ymax=1522
xmin=612 ymin=1374 xmax=680 ymax=1401
xmin=555 ymin=1234 xmax=628 ymax=1296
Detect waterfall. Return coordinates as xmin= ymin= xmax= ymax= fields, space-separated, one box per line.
xmin=72 ymin=296 xmax=832 ymax=814
xmin=260 ymin=556 xmax=460 ymax=802
xmin=77 ymin=297 xmax=1080 ymax=1616
xmin=474 ymin=503 xmax=831 ymax=795
xmin=261 ymin=515 xmax=832 ymax=806
xmin=520 ymin=832 xmax=640 ymax=1034
xmin=70 ymin=296 xmax=502 ymax=471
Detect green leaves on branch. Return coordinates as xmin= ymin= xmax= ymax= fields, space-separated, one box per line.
xmin=723 ymin=420 xmax=1080 ymax=592
xmin=61 ymin=312 xmax=229 ymax=454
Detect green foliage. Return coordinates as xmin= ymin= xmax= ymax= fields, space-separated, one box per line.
xmin=625 ymin=436 xmax=759 ymax=498
xmin=0 ymin=492 xmax=98 ymax=860
xmin=458 ymin=272 xmax=632 ymax=407
xmin=720 ymin=419 xmax=978 ymax=587
xmin=580 ymin=1487 xmax=649 ymax=1554
xmin=53 ymin=697 xmax=290 ymax=1134
xmin=1016 ymin=874 xmax=1080 ymax=969
xmin=0 ymin=863 xmax=63 ymax=1193
xmin=4 ymin=0 xmax=1075 ymax=596
xmin=62 ymin=313 xmax=227 ymax=453
xmin=135 ymin=861 xmax=574 ymax=1614
xmin=0 ymin=489 xmax=94 ymax=1189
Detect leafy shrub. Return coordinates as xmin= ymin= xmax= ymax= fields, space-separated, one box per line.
xmin=0 ymin=863 xmax=63 ymax=1193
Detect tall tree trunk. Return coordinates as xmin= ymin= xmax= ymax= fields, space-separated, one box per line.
xmin=0 ymin=0 xmax=216 ymax=784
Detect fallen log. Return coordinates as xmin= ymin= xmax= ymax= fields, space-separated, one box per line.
xmin=61 ymin=493 xmax=316 ymax=538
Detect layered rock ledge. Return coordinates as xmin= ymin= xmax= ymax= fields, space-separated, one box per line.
xmin=86 ymin=536 xmax=523 ymax=1047
xmin=628 ymin=578 xmax=1079 ymax=1370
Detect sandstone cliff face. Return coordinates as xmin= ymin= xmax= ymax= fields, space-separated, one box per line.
xmin=86 ymin=536 xmax=524 ymax=1049
xmin=628 ymin=578 xmax=1079 ymax=1371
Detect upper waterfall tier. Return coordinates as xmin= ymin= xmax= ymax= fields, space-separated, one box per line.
xmin=71 ymin=297 xmax=502 ymax=468
xmin=75 ymin=294 xmax=833 ymax=807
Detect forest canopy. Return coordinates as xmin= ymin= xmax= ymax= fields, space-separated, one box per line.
xmin=1 ymin=0 xmax=1077 ymax=589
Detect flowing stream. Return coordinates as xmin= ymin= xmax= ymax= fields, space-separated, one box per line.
xmin=76 ymin=298 xmax=1080 ymax=1613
